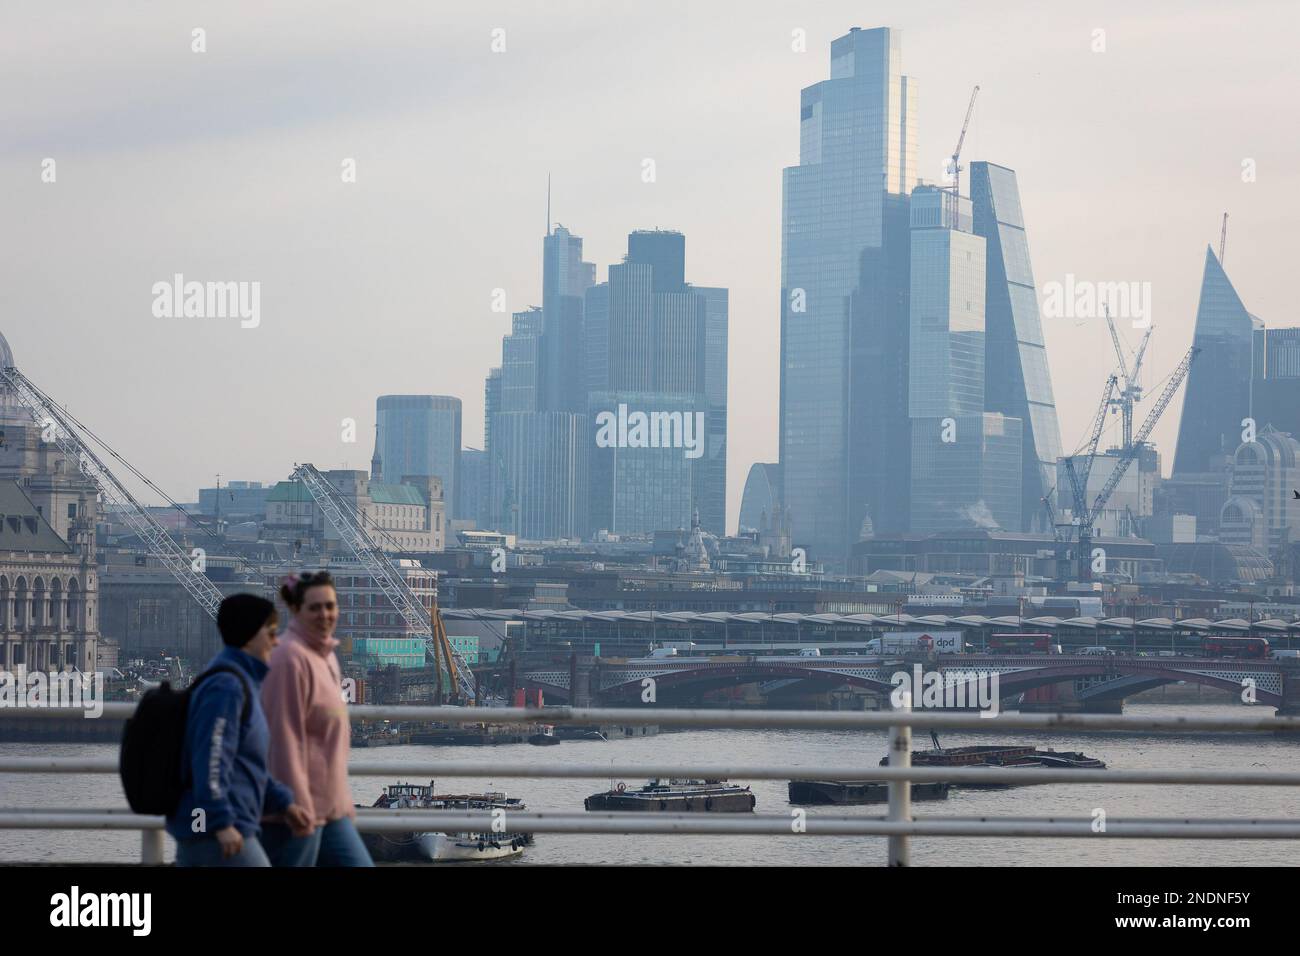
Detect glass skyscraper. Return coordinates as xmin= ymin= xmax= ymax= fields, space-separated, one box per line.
xmin=376 ymin=395 xmax=462 ymax=519
xmin=910 ymin=413 xmax=1023 ymax=534
xmin=1251 ymin=327 xmax=1300 ymax=440
xmin=908 ymin=188 xmax=984 ymax=420
xmin=906 ymin=186 xmax=1022 ymax=533
xmin=780 ymin=26 xmax=917 ymax=566
xmin=541 ymin=225 xmax=596 ymax=414
xmin=971 ymin=161 xmax=1063 ymax=531
xmin=584 ymin=231 xmax=727 ymax=536
xmin=484 ymin=223 xmax=592 ymax=540
xmin=1173 ymin=247 xmax=1257 ymax=476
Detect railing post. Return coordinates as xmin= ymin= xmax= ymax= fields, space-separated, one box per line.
xmin=887 ymin=691 xmax=912 ymax=867
xmin=141 ymin=828 xmax=164 ymax=865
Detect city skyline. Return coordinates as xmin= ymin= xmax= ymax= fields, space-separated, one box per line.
xmin=2 ymin=1 xmax=1293 ymax=534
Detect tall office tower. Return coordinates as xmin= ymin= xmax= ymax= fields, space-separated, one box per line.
xmin=459 ymin=448 xmax=486 ymax=530
xmin=1172 ymin=247 xmax=1258 ymax=476
xmin=585 ymin=231 xmax=728 ymax=535
xmin=780 ymin=26 xmax=917 ymax=566
xmin=628 ymin=230 xmax=686 ymax=292
xmin=483 ymin=367 xmax=501 ymax=527
xmin=693 ymin=285 xmax=729 ymax=535
xmin=541 ymin=225 xmax=596 ymax=413
xmin=906 ymin=186 xmax=1022 ymax=533
xmin=1252 ymin=327 xmax=1300 ymax=439
xmin=971 ymin=161 xmax=1063 ymax=531
xmin=376 ymin=396 xmax=462 ymax=518
xmin=486 ymin=295 xmax=588 ymax=539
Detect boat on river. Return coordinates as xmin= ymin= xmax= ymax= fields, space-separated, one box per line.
xmin=584 ymin=778 xmax=756 ymax=812
xmin=360 ymin=782 xmax=533 ymax=862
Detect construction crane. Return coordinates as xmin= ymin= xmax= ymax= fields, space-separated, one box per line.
xmin=0 ymin=366 xmax=226 ymax=617
xmin=1219 ymin=212 xmax=1229 ymax=264
xmin=1075 ymin=346 xmax=1199 ymax=580
xmin=1103 ymin=307 xmax=1153 ymax=453
xmin=288 ymin=463 xmax=475 ymax=702
xmin=1065 ymin=374 xmax=1117 ymax=523
xmin=946 ymin=85 xmax=980 ymax=228
xmin=1054 ymin=376 xmax=1116 ymax=581
xmin=1040 ymin=490 xmax=1075 ymax=582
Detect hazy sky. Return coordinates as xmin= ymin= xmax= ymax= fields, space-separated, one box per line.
xmin=3 ymin=0 xmax=1295 ymax=532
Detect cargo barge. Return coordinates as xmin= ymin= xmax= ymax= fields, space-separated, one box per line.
xmin=878 ymin=733 xmax=1106 ymax=788
xmin=584 ymin=778 xmax=756 ymax=812
xmin=788 ymin=780 xmax=951 ymax=805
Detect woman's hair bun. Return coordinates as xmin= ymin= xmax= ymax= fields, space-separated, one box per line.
xmin=279 ymin=570 xmax=335 ymax=609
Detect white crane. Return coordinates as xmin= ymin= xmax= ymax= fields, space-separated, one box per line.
xmin=1104 ymin=306 xmax=1153 ymax=454
xmin=0 ymin=366 xmax=225 ymax=618
xmin=288 ymin=463 xmax=475 ymax=702
xmin=946 ymin=85 xmax=980 ymax=228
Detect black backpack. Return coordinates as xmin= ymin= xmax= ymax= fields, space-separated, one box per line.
xmin=119 ymin=665 xmax=252 ymax=815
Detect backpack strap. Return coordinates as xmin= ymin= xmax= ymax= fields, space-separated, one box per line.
xmin=190 ymin=665 xmax=253 ymax=723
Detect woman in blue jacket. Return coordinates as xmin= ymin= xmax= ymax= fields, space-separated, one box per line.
xmin=166 ymin=594 xmax=313 ymax=866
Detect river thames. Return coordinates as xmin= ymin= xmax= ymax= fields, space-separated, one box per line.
xmin=3 ymin=702 xmax=1296 ymax=866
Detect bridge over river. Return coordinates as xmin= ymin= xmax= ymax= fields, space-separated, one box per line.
xmin=518 ymin=654 xmax=1300 ymax=713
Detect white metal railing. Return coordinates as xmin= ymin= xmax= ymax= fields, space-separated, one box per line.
xmin=3 ymin=704 xmax=1299 ymax=865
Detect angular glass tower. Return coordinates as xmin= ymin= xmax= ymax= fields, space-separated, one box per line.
xmin=1173 ymin=247 xmax=1256 ymax=476
xmin=971 ymin=161 xmax=1062 ymax=530
xmin=780 ymin=26 xmax=917 ymax=566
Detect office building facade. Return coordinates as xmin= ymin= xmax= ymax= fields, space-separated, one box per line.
xmin=906 ymin=186 xmax=1022 ymax=533
xmin=780 ymin=26 xmax=917 ymax=566
xmin=483 ymin=226 xmax=596 ymax=541
xmin=971 ymin=161 xmax=1063 ymax=531
xmin=1219 ymin=427 xmax=1300 ymax=552
xmin=584 ymin=231 xmax=727 ymax=536
xmin=1252 ymin=327 xmax=1300 ymax=440
xmin=376 ymin=395 xmax=462 ymax=520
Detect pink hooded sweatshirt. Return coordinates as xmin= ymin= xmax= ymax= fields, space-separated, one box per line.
xmin=262 ymin=618 xmax=354 ymax=826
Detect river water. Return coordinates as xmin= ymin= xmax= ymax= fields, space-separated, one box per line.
xmin=3 ymin=702 xmax=1296 ymax=866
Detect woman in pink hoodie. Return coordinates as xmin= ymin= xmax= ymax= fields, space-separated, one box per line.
xmin=260 ymin=570 xmax=372 ymax=866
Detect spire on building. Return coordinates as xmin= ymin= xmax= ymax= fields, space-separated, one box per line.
xmin=370 ymin=423 xmax=383 ymax=482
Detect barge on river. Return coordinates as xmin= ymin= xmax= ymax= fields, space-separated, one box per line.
xmin=585 ymin=778 xmax=756 ymax=812
xmin=788 ymin=780 xmax=951 ymax=805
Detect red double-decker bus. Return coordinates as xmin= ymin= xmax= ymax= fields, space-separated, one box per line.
xmin=1200 ymin=636 xmax=1269 ymax=659
xmin=988 ymin=632 xmax=1052 ymax=655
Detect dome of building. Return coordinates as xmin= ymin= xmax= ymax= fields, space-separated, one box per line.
xmin=0 ymin=331 xmax=12 ymax=368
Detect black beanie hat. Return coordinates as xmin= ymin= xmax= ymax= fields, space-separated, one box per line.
xmin=217 ymin=594 xmax=277 ymax=648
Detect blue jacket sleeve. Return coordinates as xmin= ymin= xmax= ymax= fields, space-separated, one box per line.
xmin=186 ymin=675 xmax=243 ymax=834
xmin=264 ymin=777 xmax=295 ymax=814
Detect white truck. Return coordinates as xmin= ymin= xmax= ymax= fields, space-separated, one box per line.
xmin=864 ymin=631 xmax=964 ymax=655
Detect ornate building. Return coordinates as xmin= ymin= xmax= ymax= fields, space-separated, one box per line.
xmin=0 ymin=332 xmax=100 ymax=673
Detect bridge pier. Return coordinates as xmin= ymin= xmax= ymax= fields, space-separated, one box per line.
xmin=569 ymin=656 xmax=595 ymax=707
xmin=1276 ymin=664 xmax=1300 ymax=717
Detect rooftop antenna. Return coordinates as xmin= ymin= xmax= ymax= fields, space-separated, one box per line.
xmin=1219 ymin=211 xmax=1228 ymax=264
xmin=546 ymin=173 xmax=551 ymax=237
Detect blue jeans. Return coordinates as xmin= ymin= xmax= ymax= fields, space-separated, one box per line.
xmin=262 ymin=817 xmax=373 ymax=867
xmin=175 ymin=833 xmax=271 ymax=867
